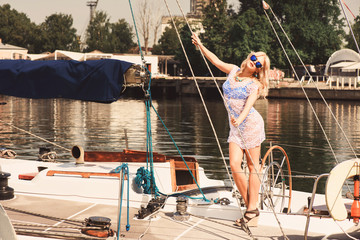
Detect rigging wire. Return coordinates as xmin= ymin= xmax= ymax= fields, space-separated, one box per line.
xmin=165 ymin=0 xmax=289 ymax=238
xmin=339 ymin=0 xmax=360 ymax=54
xmin=265 ymin=1 xmax=358 ymax=161
xmin=167 ymin=0 xmax=235 ymax=190
xmin=263 ymin=1 xmax=357 ymax=195
xmin=128 ymin=0 xmax=208 ymax=202
xmin=262 ymin=0 xmax=355 ymax=195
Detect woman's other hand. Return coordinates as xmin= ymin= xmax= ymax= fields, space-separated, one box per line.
xmin=231 ymin=116 xmax=241 ymax=127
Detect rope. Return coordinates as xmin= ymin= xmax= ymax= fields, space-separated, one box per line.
xmin=129 ymin=0 xmax=209 ymax=201
xmin=38 ymin=151 xmax=57 ymax=162
xmin=13 ymin=229 xmax=106 ymax=240
xmin=0 ymin=149 xmax=16 ymax=159
xmin=128 ymin=0 xmax=160 ymax=200
xmin=334 ymin=220 xmax=359 ymax=240
xmin=127 ymin=0 xmax=146 ymax=66
xmin=11 ymin=222 xmax=102 ymax=230
xmin=0 ymin=119 xmax=71 ymax=152
xmin=135 ymin=166 xmax=158 ymax=194
xmin=113 ymin=164 xmax=131 ymax=238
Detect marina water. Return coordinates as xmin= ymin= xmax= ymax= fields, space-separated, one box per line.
xmin=1 ymin=94 xmax=359 ymax=193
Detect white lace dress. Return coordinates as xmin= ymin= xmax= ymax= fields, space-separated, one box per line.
xmin=222 ymin=66 xmax=265 ymax=149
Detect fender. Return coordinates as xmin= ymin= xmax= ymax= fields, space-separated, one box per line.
xmin=325 ymin=158 xmax=360 ymax=221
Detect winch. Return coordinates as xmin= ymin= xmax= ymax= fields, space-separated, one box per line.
xmin=81 ymin=216 xmax=114 ymax=238
xmin=0 ymin=172 xmax=14 ymax=200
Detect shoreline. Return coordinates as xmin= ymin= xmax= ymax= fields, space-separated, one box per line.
xmin=147 ymin=77 xmax=360 ymax=101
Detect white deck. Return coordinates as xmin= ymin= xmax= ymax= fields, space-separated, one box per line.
xmin=1 ymin=157 xmax=359 ymax=239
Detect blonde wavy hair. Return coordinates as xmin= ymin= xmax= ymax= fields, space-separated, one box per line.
xmin=238 ymin=51 xmax=270 ymax=97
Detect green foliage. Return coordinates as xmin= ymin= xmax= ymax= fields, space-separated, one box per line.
xmin=237 ymin=0 xmax=344 ymax=66
xmin=85 ymin=11 xmax=135 ymax=53
xmin=0 ymin=4 xmax=38 ymax=53
xmin=227 ymin=8 xmax=272 ymax=66
xmin=40 ymin=13 xmax=80 ymax=52
xmin=200 ymin=0 xmax=232 ymax=76
xmin=0 ymin=4 xmax=135 ymax=54
xmin=345 ymin=15 xmax=360 ymax=51
xmin=174 ymin=24 xmax=208 ymax=76
xmin=109 ymin=19 xmax=136 ymax=53
xmin=152 ymin=19 xmax=182 ymax=55
xmin=85 ymin=11 xmax=112 ymax=52
xmin=171 ymin=0 xmax=345 ymax=72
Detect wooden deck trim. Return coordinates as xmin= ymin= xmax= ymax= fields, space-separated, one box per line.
xmin=46 ymin=170 xmax=127 ymax=179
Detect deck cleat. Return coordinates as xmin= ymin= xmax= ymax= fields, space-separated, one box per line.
xmin=137 ymin=197 xmax=166 ymax=219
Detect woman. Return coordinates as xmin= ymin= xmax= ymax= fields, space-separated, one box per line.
xmin=192 ymin=33 xmax=270 ymax=227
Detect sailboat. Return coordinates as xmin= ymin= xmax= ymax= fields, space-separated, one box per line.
xmin=1 ymin=0 xmax=360 ymax=239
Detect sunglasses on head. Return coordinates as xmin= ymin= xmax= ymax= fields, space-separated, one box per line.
xmin=250 ymin=55 xmax=263 ymax=69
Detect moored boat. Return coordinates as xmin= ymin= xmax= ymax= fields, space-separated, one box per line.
xmin=1 ymin=145 xmax=360 ymax=239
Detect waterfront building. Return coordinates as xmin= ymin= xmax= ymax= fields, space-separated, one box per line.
xmin=325 ymin=48 xmax=360 ymax=88
xmin=0 ymin=38 xmax=27 ymax=60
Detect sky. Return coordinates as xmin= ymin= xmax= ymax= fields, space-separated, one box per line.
xmin=0 ymin=0 xmax=359 ymax=44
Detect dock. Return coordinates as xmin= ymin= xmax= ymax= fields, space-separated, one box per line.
xmin=149 ymin=77 xmax=360 ymax=101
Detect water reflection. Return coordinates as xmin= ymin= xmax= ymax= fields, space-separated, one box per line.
xmin=0 ymin=95 xmax=359 ymax=193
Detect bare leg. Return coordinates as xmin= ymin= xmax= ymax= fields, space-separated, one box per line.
xmin=245 ymin=146 xmax=261 ymax=212
xmin=229 ymin=142 xmax=248 ymax=206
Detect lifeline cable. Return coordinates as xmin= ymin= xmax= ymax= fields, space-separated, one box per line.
xmin=0 ymin=119 xmax=71 ymax=152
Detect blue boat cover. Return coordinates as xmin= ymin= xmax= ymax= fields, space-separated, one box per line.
xmin=0 ymin=59 xmax=133 ymax=103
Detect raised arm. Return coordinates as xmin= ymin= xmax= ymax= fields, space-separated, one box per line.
xmin=191 ymin=33 xmax=234 ymax=74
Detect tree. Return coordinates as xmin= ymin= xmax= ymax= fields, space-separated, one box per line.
xmin=40 ymin=13 xmax=80 ymax=52
xmin=85 ymin=11 xmax=136 ymax=53
xmin=174 ymin=0 xmax=235 ymax=76
xmin=345 ymin=16 xmax=360 ymax=52
xmin=227 ymin=8 xmax=273 ymax=66
xmin=109 ymin=19 xmax=136 ymax=53
xmin=237 ymin=0 xmax=344 ymax=66
xmin=136 ymin=0 xmax=163 ymax=54
xmin=0 ymin=4 xmax=38 ymax=53
xmin=85 ymin=11 xmax=112 ymax=52
xmin=152 ymin=19 xmax=182 ymax=55
xmin=174 ymin=23 xmax=209 ymax=76
xmin=200 ymin=0 xmax=232 ymax=76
